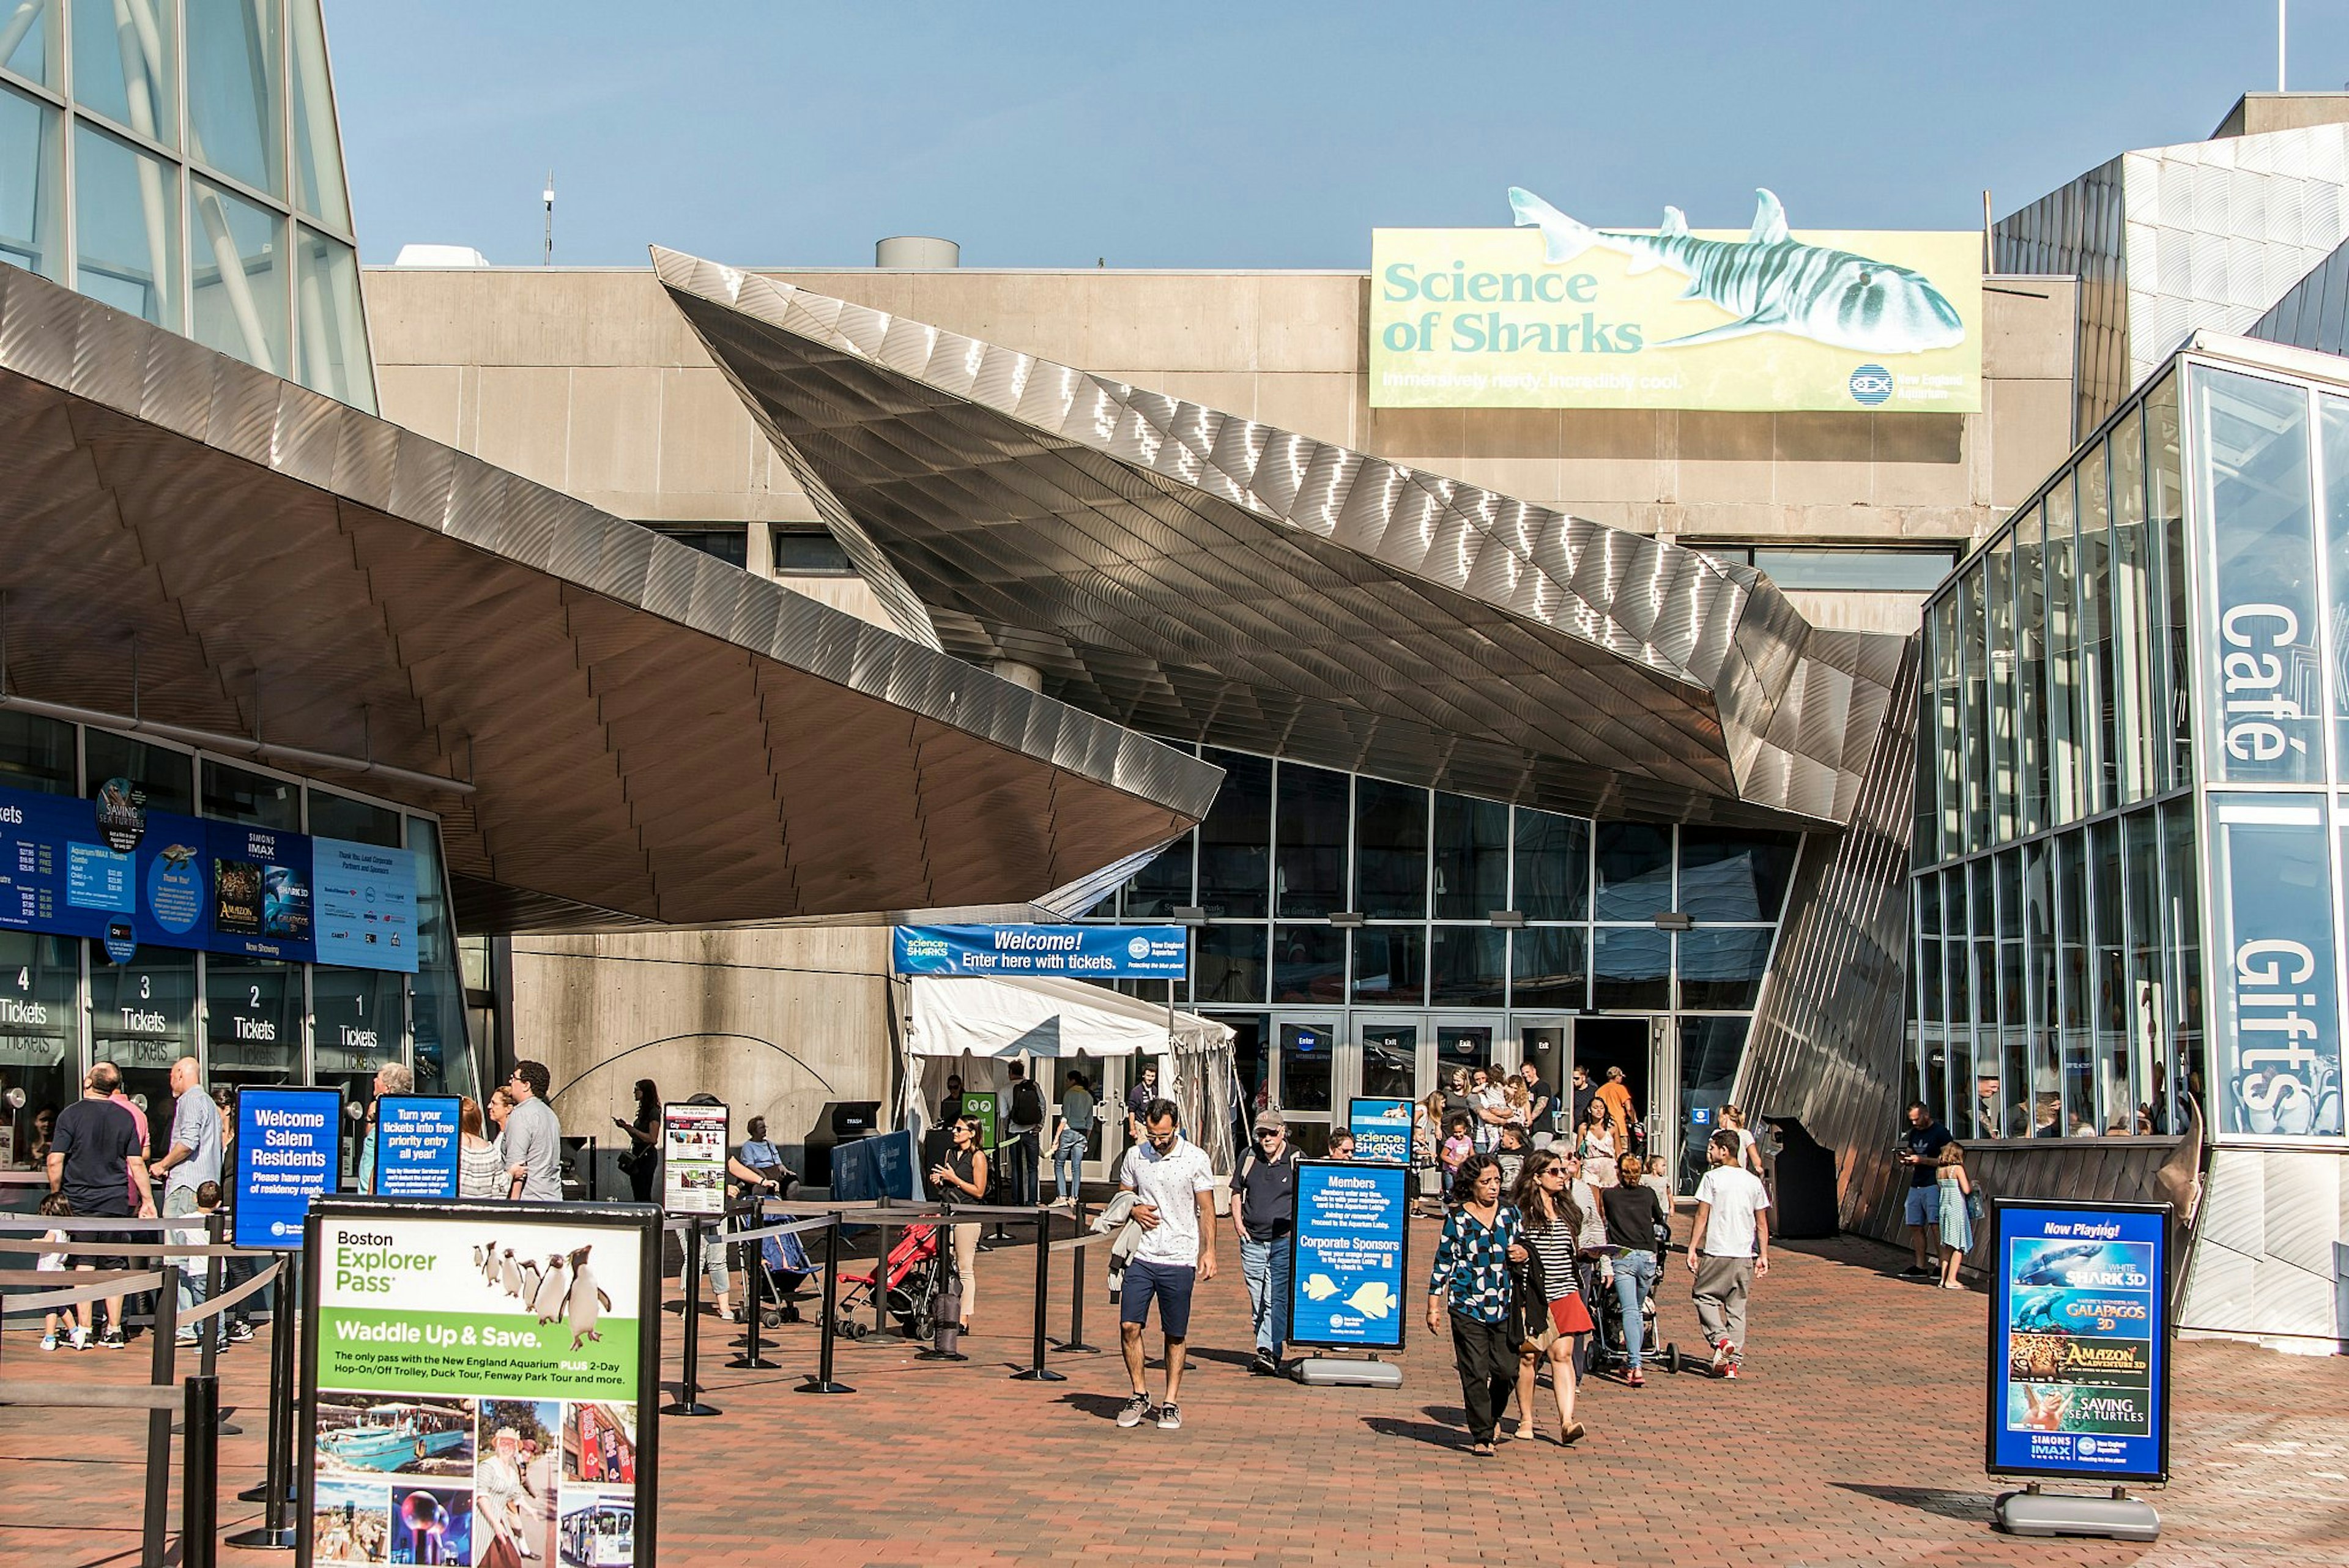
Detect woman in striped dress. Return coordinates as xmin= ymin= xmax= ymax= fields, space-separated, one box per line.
xmin=1507 ymin=1148 xmax=1595 ymax=1446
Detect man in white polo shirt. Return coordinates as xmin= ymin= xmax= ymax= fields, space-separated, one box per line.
xmin=1116 ymin=1098 xmax=1217 ymax=1432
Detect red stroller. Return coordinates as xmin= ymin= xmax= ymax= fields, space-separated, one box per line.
xmin=831 ymin=1222 xmax=942 ymax=1339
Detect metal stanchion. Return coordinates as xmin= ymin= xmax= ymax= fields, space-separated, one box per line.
xmin=796 ymin=1215 xmax=853 ymax=1395
xmin=1009 ymin=1206 xmax=1066 ymax=1383
xmin=1058 ymin=1205 xmax=1099 ymax=1353
xmin=661 ymin=1221 xmax=721 ymax=1416
xmin=725 ymin=1205 xmax=777 ymax=1370
xmin=226 ymin=1266 xmax=299 ymax=1548
xmin=184 ymin=1373 xmax=219 ymax=1568
xmin=142 ymin=1259 xmax=181 ymax=1568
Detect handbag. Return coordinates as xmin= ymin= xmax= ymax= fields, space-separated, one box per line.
xmin=1966 ymin=1185 xmax=1987 ymax=1224
xmin=1506 ymin=1240 xmax=1549 ymax=1353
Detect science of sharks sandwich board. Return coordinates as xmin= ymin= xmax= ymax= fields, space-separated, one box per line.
xmin=299 ymin=1198 xmax=662 ymax=1567
xmin=1371 ymin=186 xmax=1981 ymax=412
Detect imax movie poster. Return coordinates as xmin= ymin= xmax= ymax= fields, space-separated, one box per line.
xmin=304 ymin=1207 xmax=652 ymax=1566
xmin=1990 ymin=1205 xmax=2167 ymax=1481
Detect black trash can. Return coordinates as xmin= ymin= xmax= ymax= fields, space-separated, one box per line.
xmin=1764 ymin=1115 xmax=1839 ymax=1239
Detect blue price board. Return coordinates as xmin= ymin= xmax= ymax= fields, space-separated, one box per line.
xmin=234 ymin=1085 xmax=344 ymax=1249
xmin=1286 ymin=1160 xmax=1411 ymax=1351
xmin=891 ymin=923 xmax=1187 ymax=978
xmin=0 ymin=778 xmax=416 ymax=972
xmin=1347 ymin=1096 xmax=1414 ymax=1164
xmin=371 ymin=1095 xmax=462 ymax=1200
xmin=1987 ymin=1198 xmax=2170 ymax=1484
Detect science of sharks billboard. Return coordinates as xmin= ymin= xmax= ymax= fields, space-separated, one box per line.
xmin=1370 ymin=187 xmax=1981 ymax=412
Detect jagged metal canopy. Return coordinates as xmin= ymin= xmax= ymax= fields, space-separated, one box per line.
xmin=0 ymin=264 xmax=1220 ymax=931
xmin=654 ymin=248 xmax=1904 ymax=828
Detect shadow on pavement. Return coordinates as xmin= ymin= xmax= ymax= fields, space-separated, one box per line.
xmin=1364 ymin=1415 xmax=1468 ymax=1451
xmin=1832 ymin=1482 xmax=2002 ymax=1522
xmin=1058 ymin=1391 xmax=1135 ymax=1422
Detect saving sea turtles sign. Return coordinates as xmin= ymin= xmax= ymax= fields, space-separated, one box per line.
xmin=1371 ymin=187 xmax=1980 ymax=412
xmin=300 ymin=1198 xmax=661 ymax=1567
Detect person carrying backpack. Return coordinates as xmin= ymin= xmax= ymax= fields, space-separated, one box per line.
xmin=1006 ymin=1063 xmax=1046 ymax=1208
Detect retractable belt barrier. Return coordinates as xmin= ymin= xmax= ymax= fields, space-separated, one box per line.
xmin=0 ymin=1372 xmax=222 ymax=1568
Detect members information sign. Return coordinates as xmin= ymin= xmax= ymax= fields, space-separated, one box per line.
xmin=892 ymin=924 xmax=1187 ymax=979
xmin=236 ymin=1085 xmax=343 ymax=1249
xmin=1286 ymin=1159 xmax=1411 ymax=1351
xmin=1347 ymin=1097 xmax=1414 ymax=1165
xmin=372 ymin=1096 xmax=461 ymax=1201
xmin=1987 ymin=1198 xmax=2170 ymax=1484
xmin=300 ymin=1198 xmax=661 ymax=1568
xmin=661 ymin=1102 xmax=729 ymax=1217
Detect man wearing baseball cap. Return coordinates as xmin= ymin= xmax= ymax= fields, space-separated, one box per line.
xmin=1230 ymin=1109 xmax=1302 ymax=1376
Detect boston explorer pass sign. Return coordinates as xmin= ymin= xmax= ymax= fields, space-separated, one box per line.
xmin=892 ymin=924 xmax=1187 ymax=979
xmin=1288 ymin=1159 xmax=1411 ymax=1351
xmin=1371 ymin=187 xmax=1980 ymax=413
xmin=1988 ymin=1198 xmax=2170 ymax=1485
xmin=299 ymin=1198 xmax=661 ymax=1568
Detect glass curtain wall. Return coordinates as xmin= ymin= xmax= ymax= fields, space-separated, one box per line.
xmin=0 ymin=710 xmax=472 ymax=1171
xmin=1085 ymin=745 xmax=1797 ymax=1053
xmin=1915 ymin=349 xmax=2349 ymax=1145
xmin=0 ymin=0 xmax=375 ymax=409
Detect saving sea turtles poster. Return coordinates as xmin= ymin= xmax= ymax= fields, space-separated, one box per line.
xmin=300 ymin=1200 xmax=660 ymax=1567
xmin=1371 ymin=187 xmax=1981 ymax=412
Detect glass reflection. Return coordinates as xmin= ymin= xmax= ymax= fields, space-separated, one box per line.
xmin=1197 ymin=751 xmax=1269 ymax=918
xmin=1510 ymin=926 xmax=1586 ymax=1009
xmin=75 ymin=121 xmax=180 ymax=327
xmin=0 ymin=932 xmax=78 ymax=1170
xmin=2207 ymin=796 xmax=2342 ymax=1136
xmin=0 ymin=710 xmax=74 ymax=793
xmin=1353 ymin=778 xmax=1427 ymax=919
xmin=1432 ymin=793 xmax=1508 ymax=919
xmin=191 ymin=177 xmax=287 ymax=375
xmin=86 ymin=732 xmax=193 ymax=814
xmin=0 ymin=0 xmax=55 ymax=85
xmin=1193 ymin=924 xmax=1267 ymax=1005
xmin=1593 ymin=823 xmax=1671 ymax=920
xmin=1676 ymin=929 xmax=1772 ymax=1010
xmin=1274 ymin=761 xmax=1345 ymax=918
xmin=1271 ymin=924 xmax=1345 ymax=1004
xmin=1428 ymin=926 xmax=1504 ymax=1008
xmin=295 ymin=227 xmax=374 ymax=411
xmin=0 ymin=80 xmax=63 ymax=281
xmin=187 ymin=0 xmax=282 ymax=195
xmin=72 ymin=0 xmax=176 ymax=148
xmin=1350 ymin=927 xmax=1423 ymax=1005
xmin=1513 ymin=809 xmax=1587 ymax=921
xmin=1677 ymin=828 xmax=1797 ymax=923
xmin=288 ymin=0 xmax=348 ymax=226
xmin=1592 ymin=927 xmax=1669 ymax=1011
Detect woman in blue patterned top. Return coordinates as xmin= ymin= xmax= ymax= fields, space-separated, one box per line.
xmin=1425 ymin=1153 xmax=1528 ymax=1455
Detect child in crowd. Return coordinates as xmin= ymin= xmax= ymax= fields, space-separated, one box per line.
xmin=1936 ymin=1143 xmax=1976 ymax=1289
xmin=1439 ymin=1114 xmax=1475 ymax=1207
xmin=1494 ymin=1123 xmax=1528 ymax=1187
xmin=38 ymin=1191 xmax=81 ymax=1351
xmin=176 ymin=1181 xmax=228 ymax=1349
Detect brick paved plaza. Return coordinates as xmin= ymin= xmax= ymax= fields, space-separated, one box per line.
xmin=3 ymin=1213 xmax=2343 ymax=1567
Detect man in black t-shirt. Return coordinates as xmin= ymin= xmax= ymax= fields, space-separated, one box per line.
xmin=1518 ymin=1061 xmax=1556 ymax=1143
xmin=1570 ymin=1065 xmax=1597 ymax=1137
xmin=1229 ymin=1110 xmax=1300 ymax=1375
xmin=1896 ymin=1101 xmax=1954 ymax=1278
xmin=48 ymin=1063 xmax=157 ymax=1348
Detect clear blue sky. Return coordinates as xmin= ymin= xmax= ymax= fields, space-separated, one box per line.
xmin=325 ymin=1 xmax=2349 ymax=269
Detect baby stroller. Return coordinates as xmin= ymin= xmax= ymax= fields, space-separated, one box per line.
xmin=741 ymin=1225 xmax=820 ymax=1328
xmin=1581 ymin=1252 xmax=1679 ymax=1378
xmin=831 ymin=1222 xmax=942 ymax=1340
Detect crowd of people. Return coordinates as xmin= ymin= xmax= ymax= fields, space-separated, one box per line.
xmin=31 ymin=1053 xmax=571 ymax=1353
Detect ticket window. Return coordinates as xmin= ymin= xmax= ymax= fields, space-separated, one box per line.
xmin=86 ymin=943 xmax=198 ymax=1165
xmin=206 ymin=954 xmax=302 ymax=1094
xmin=312 ymin=964 xmax=407 ymax=1185
xmin=0 ymin=932 xmax=80 ymax=1170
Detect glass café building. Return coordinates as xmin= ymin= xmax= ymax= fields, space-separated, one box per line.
xmin=1915 ymin=330 xmax=2349 ymax=1345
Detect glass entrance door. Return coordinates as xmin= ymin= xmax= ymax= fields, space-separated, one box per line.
xmin=1353 ymin=1017 xmax=1423 ymax=1105
xmin=1275 ymin=1019 xmax=1337 ymax=1154
xmin=1516 ymin=1016 xmax=1572 ymax=1144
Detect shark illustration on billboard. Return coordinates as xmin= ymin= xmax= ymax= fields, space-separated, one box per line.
xmin=1508 ymin=187 xmax=1967 ymax=354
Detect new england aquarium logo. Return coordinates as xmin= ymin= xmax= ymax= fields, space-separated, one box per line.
xmin=1849 ymin=364 xmax=1893 ymax=406
xmin=2078 ymin=1436 xmax=2106 ymax=1457
xmin=1127 ymin=935 xmax=1152 ymax=960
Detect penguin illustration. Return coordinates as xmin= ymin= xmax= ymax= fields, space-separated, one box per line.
xmin=530 ymin=1254 xmax=569 ymax=1323
xmin=563 ymin=1245 xmax=612 ymax=1350
xmin=500 ymin=1248 xmax=524 ymax=1299
xmin=517 ymin=1257 xmax=543 ymax=1303
xmin=481 ymin=1241 xmax=502 ymax=1289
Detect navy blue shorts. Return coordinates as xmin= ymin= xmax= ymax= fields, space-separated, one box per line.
xmin=1120 ymin=1259 xmax=1197 ymax=1339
